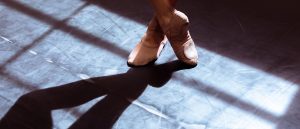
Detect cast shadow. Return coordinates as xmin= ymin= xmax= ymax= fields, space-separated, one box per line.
xmin=0 ymin=60 xmax=193 ymax=129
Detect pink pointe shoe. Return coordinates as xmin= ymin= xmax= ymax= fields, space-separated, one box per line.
xmin=163 ymin=10 xmax=198 ymax=66
xmin=127 ymin=17 xmax=167 ymax=67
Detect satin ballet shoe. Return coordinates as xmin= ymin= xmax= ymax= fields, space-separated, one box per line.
xmin=163 ymin=10 xmax=198 ymax=67
xmin=127 ymin=17 xmax=167 ymax=67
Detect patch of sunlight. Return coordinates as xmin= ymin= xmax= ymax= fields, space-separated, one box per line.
xmin=209 ymin=104 xmax=277 ymax=129
xmin=66 ymin=4 xmax=146 ymax=54
xmin=193 ymin=47 xmax=299 ymax=118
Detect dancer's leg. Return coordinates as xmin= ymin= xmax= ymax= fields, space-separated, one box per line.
xmin=149 ymin=0 xmax=176 ymax=28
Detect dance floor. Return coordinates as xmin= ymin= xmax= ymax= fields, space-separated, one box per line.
xmin=0 ymin=0 xmax=300 ymax=129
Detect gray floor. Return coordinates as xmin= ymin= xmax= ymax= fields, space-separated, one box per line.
xmin=1 ymin=0 xmax=300 ymax=129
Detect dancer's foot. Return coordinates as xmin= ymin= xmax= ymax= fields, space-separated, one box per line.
xmin=127 ymin=17 xmax=167 ymax=67
xmin=161 ymin=10 xmax=198 ymax=67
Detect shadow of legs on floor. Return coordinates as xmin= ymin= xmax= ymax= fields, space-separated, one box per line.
xmin=0 ymin=60 xmax=192 ymax=129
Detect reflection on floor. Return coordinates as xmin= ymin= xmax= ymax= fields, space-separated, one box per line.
xmin=1 ymin=0 xmax=300 ymax=129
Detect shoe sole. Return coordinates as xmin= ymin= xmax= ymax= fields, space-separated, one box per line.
xmin=127 ymin=59 xmax=157 ymax=68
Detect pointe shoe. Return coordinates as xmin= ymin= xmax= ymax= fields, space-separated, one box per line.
xmin=127 ymin=17 xmax=167 ymax=67
xmin=163 ymin=10 xmax=198 ymax=66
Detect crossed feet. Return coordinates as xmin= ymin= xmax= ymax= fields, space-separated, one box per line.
xmin=127 ymin=10 xmax=198 ymax=68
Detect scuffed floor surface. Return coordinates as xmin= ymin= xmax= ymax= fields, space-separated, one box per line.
xmin=1 ymin=0 xmax=300 ymax=129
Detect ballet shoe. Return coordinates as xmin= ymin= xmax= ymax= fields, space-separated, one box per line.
xmin=163 ymin=10 xmax=198 ymax=67
xmin=127 ymin=17 xmax=167 ymax=67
